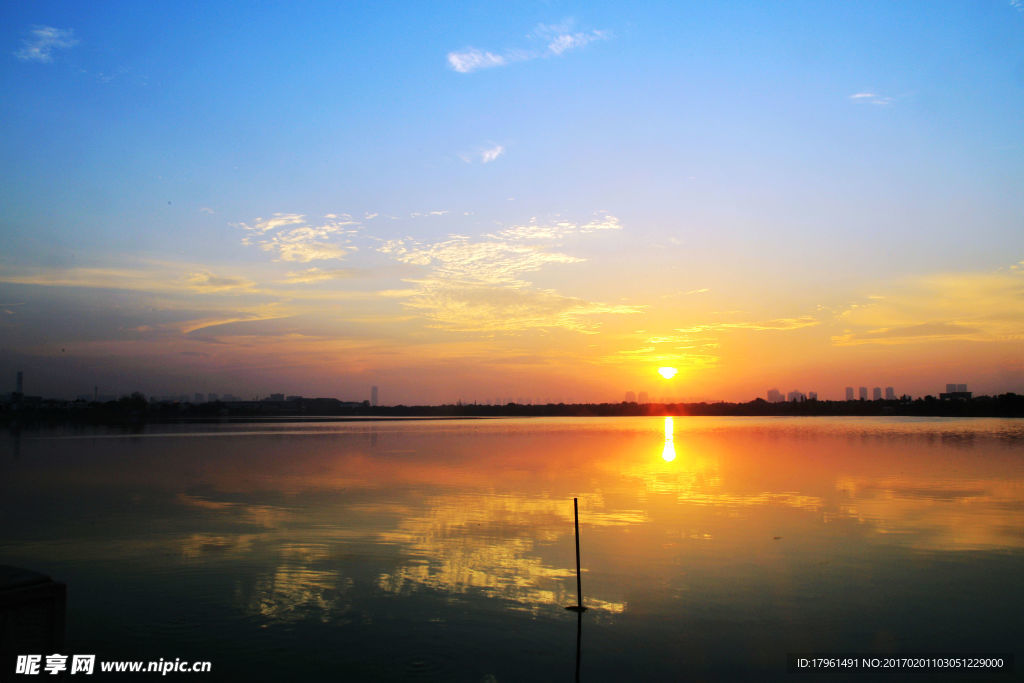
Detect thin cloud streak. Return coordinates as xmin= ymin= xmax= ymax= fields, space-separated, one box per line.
xmin=675 ymin=317 xmax=820 ymax=333
xmin=186 ymin=271 xmax=257 ymax=293
xmin=448 ymin=21 xmax=608 ymax=73
xmin=849 ymin=91 xmax=893 ymax=106
xmin=448 ymin=48 xmax=507 ymax=73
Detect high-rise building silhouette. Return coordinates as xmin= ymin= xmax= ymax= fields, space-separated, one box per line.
xmin=371 ymin=385 xmax=379 ymax=407
xmin=845 ymin=386 xmax=854 ymax=401
xmin=858 ymin=386 xmax=868 ymax=400
xmin=15 ymin=371 xmax=23 ymax=395
xmin=940 ymin=383 xmax=971 ymax=400
xmin=885 ymin=387 xmax=895 ymax=400
xmin=638 ymin=391 xmax=649 ymax=403
xmin=625 ymin=391 xmax=636 ymax=403
xmin=766 ymin=388 xmax=784 ymax=403
xmin=872 ymin=387 xmax=882 ymax=400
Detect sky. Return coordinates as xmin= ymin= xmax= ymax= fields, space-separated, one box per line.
xmin=1 ymin=1 xmax=1023 ymax=404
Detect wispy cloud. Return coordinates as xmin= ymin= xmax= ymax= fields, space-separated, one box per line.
xmin=396 ymin=282 xmax=638 ymax=333
xmin=237 ymin=213 xmax=359 ymax=263
xmin=659 ymin=288 xmax=710 ymax=300
xmin=186 ymin=271 xmax=257 ymax=293
xmin=602 ymin=313 xmax=818 ymax=369
xmin=604 ymin=343 xmax=720 ymax=369
xmin=459 ymin=144 xmax=506 ymax=165
xmin=532 ymin=22 xmax=607 ymax=56
xmin=834 ymin=322 xmax=983 ymax=345
xmin=481 ymin=144 xmax=505 ymax=163
xmin=382 ymin=236 xmax=581 ymax=285
xmin=237 ymin=213 xmax=306 ymax=235
xmin=16 ymin=26 xmax=78 ymax=63
xmin=283 ymin=267 xmax=357 ymax=284
xmin=849 ymin=91 xmax=893 ymax=106
xmin=448 ymin=20 xmax=608 ymax=73
xmin=831 ymin=262 xmax=1024 ymax=346
xmin=676 ymin=316 xmax=820 ymax=333
xmin=378 ymin=214 xmax=637 ymax=331
xmin=492 ymin=215 xmax=621 ymax=241
xmin=448 ymin=48 xmax=508 ymax=74
xmin=0 ymin=265 xmax=175 ymax=291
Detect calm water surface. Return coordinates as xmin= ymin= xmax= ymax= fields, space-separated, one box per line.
xmin=2 ymin=417 xmax=1023 ymax=681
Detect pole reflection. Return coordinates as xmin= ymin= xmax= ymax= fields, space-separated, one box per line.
xmin=574 ymin=609 xmax=582 ymax=682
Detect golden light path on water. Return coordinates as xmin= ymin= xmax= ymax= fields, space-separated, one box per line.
xmin=662 ymin=416 xmax=676 ymax=462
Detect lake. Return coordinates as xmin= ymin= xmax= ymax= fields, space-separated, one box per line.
xmin=2 ymin=417 xmax=1022 ymax=681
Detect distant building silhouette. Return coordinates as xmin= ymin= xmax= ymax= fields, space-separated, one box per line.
xmin=872 ymin=387 xmax=882 ymax=400
xmin=808 ymin=391 xmax=817 ymax=400
xmin=194 ymin=392 xmax=204 ymax=403
xmin=787 ymin=390 xmax=806 ymax=402
xmin=371 ymin=386 xmax=379 ymax=407
xmin=845 ymin=386 xmax=854 ymax=401
xmin=625 ymin=391 xmax=636 ymax=403
xmin=16 ymin=371 xmax=23 ymax=395
xmin=858 ymin=386 xmax=868 ymax=400
xmin=638 ymin=391 xmax=649 ymax=403
xmin=268 ymin=393 xmax=285 ymax=401
xmin=766 ymin=388 xmax=784 ymax=403
xmin=940 ymin=383 xmax=971 ymax=400
xmin=885 ymin=386 xmax=895 ymax=400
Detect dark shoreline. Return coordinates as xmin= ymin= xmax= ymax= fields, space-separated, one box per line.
xmin=3 ymin=392 xmax=1022 ymax=427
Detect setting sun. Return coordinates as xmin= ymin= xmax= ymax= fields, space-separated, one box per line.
xmin=658 ymin=367 xmax=678 ymax=379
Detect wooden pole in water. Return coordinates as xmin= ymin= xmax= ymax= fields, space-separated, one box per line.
xmin=574 ymin=497 xmax=583 ymax=609
xmin=567 ymin=497 xmax=587 ymax=612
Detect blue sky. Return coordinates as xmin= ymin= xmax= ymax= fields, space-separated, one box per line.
xmin=2 ymin=1 xmax=1023 ymax=403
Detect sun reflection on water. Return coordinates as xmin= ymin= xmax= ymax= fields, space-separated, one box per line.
xmin=662 ymin=416 xmax=676 ymax=462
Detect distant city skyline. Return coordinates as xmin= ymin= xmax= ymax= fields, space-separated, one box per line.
xmin=2 ymin=369 xmax=997 ymax=406
xmin=1 ymin=3 xmax=1022 ymax=403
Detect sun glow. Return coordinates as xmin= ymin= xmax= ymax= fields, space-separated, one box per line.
xmin=657 ymin=366 xmax=678 ymax=379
